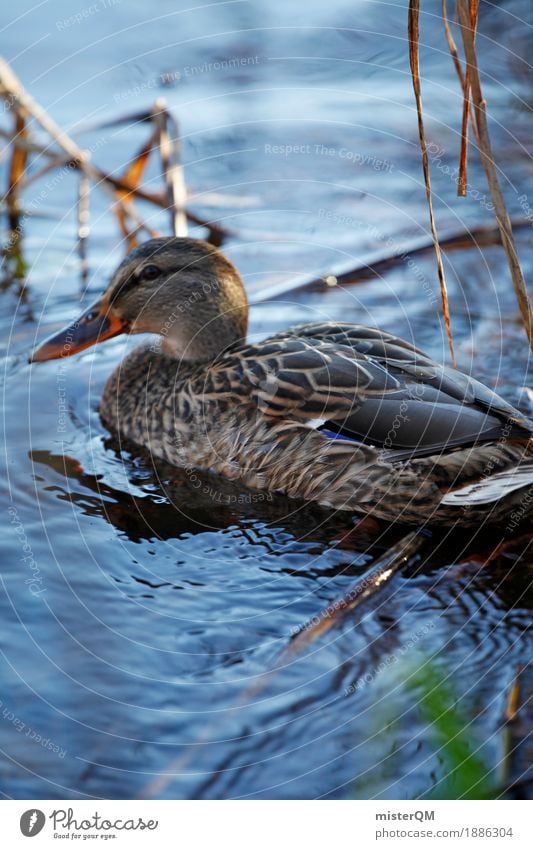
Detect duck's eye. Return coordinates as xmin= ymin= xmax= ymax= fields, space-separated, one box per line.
xmin=84 ymin=310 xmax=98 ymax=323
xmin=141 ymin=264 xmax=161 ymax=281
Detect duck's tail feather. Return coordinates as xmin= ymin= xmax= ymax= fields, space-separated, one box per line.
xmin=382 ymin=436 xmax=533 ymax=465
xmin=440 ymin=460 xmax=533 ymax=506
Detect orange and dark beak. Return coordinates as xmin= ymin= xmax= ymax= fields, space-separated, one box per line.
xmin=30 ymin=297 xmax=129 ymax=363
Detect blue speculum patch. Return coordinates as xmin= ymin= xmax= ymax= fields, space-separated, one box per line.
xmin=319 ymin=427 xmax=361 ymax=443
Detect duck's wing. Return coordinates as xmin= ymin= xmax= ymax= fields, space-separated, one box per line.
xmin=235 ymin=323 xmax=533 ymax=453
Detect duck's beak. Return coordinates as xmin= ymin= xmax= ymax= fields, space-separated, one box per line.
xmin=30 ymin=297 xmax=129 ymax=363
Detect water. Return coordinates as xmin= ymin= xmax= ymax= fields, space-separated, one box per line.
xmin=1 ymin=0 xmax=532 ymax=799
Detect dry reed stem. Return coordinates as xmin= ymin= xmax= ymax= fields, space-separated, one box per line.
xmin=0 ymin=57 xmax=157 ymax=241
xmin=6 ymin=111 xmax=27 ymax=231
xmin=6 ymin=131 xmax=227 ymax=243
xmin=442 ymin=0 xmax=466 ymax=88
xmin=441 ymin=0 xmax=479 ymax=147
xmin=0 ymin=58 xmax=227 ymax=249
xmin=112 ymin=126 xmax=160 ymax=250
xmin=60 ymin=103 xmax=228 ymax=241
xmin=457 ymin=0 xmax=533 ymax=350
xmin=152 ymin=99 xmax=188 ymax=238
xmin=457 ymin=0 xmax=479 ymax=196
xmin=0 ymin=127 xmax=56 ymax=156
xmin=77 ymin=173 xmax=90 ymax=282
xmin=408 ymin=0 xmax=457 ymax=366
xmin=458 ymin=73 xmax=471 ymax=197
xmin=21 ymin=153 xmax=77 ymax=189
xmin=499 ymin=664 xmax=529 ymax=792
xmin=123 ymin=127 xmax=159 ymax=190
xmin=504 ymin=669 xmax=522 ymax=723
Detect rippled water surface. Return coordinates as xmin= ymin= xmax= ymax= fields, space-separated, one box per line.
xmin=1 ymin=0 xmax=532 ymax=799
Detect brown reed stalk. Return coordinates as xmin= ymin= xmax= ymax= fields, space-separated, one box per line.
xmin=5 ymin=111 xmax=27 ymax=232
xmin=0 ymin=57 xmax=229 ymax=253
xmin=456 ymin=0 xmax=533 ymax=350
xmin=442 ymin=0 xmax=465 ymax=88
xmin=112 ymin=126 xmax=160 ymax=250
xmin=457 ymin=0 xmax=479 ymax=196
xmin=152 ymin=99 xmax=188 ymax=238
xmin=77 ymin=173 xmax=90 ymax=283
xmin=408 ymin=0 xmax=457 ymax=366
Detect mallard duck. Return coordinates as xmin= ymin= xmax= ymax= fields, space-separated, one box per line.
xmin=31 ymin=237 xmax=533 ymax=525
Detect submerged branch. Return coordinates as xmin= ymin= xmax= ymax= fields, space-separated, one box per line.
xmin=249 ymin=219 xmax=529 ymax=304
xmin=283 ymin=530 xmax=424 ymax=654
xmin=142 ymin=529 xmax=425 ymax=798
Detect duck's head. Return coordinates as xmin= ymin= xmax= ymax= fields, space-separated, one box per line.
xmin=30 ymin=237 xmax=248 ymax=363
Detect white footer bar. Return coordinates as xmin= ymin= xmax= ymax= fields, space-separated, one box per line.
xmin=2 ymin=799 xmax=530 ymax=848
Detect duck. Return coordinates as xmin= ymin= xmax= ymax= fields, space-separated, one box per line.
xmin=31 ymin=237 xmax=533 ymax=526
